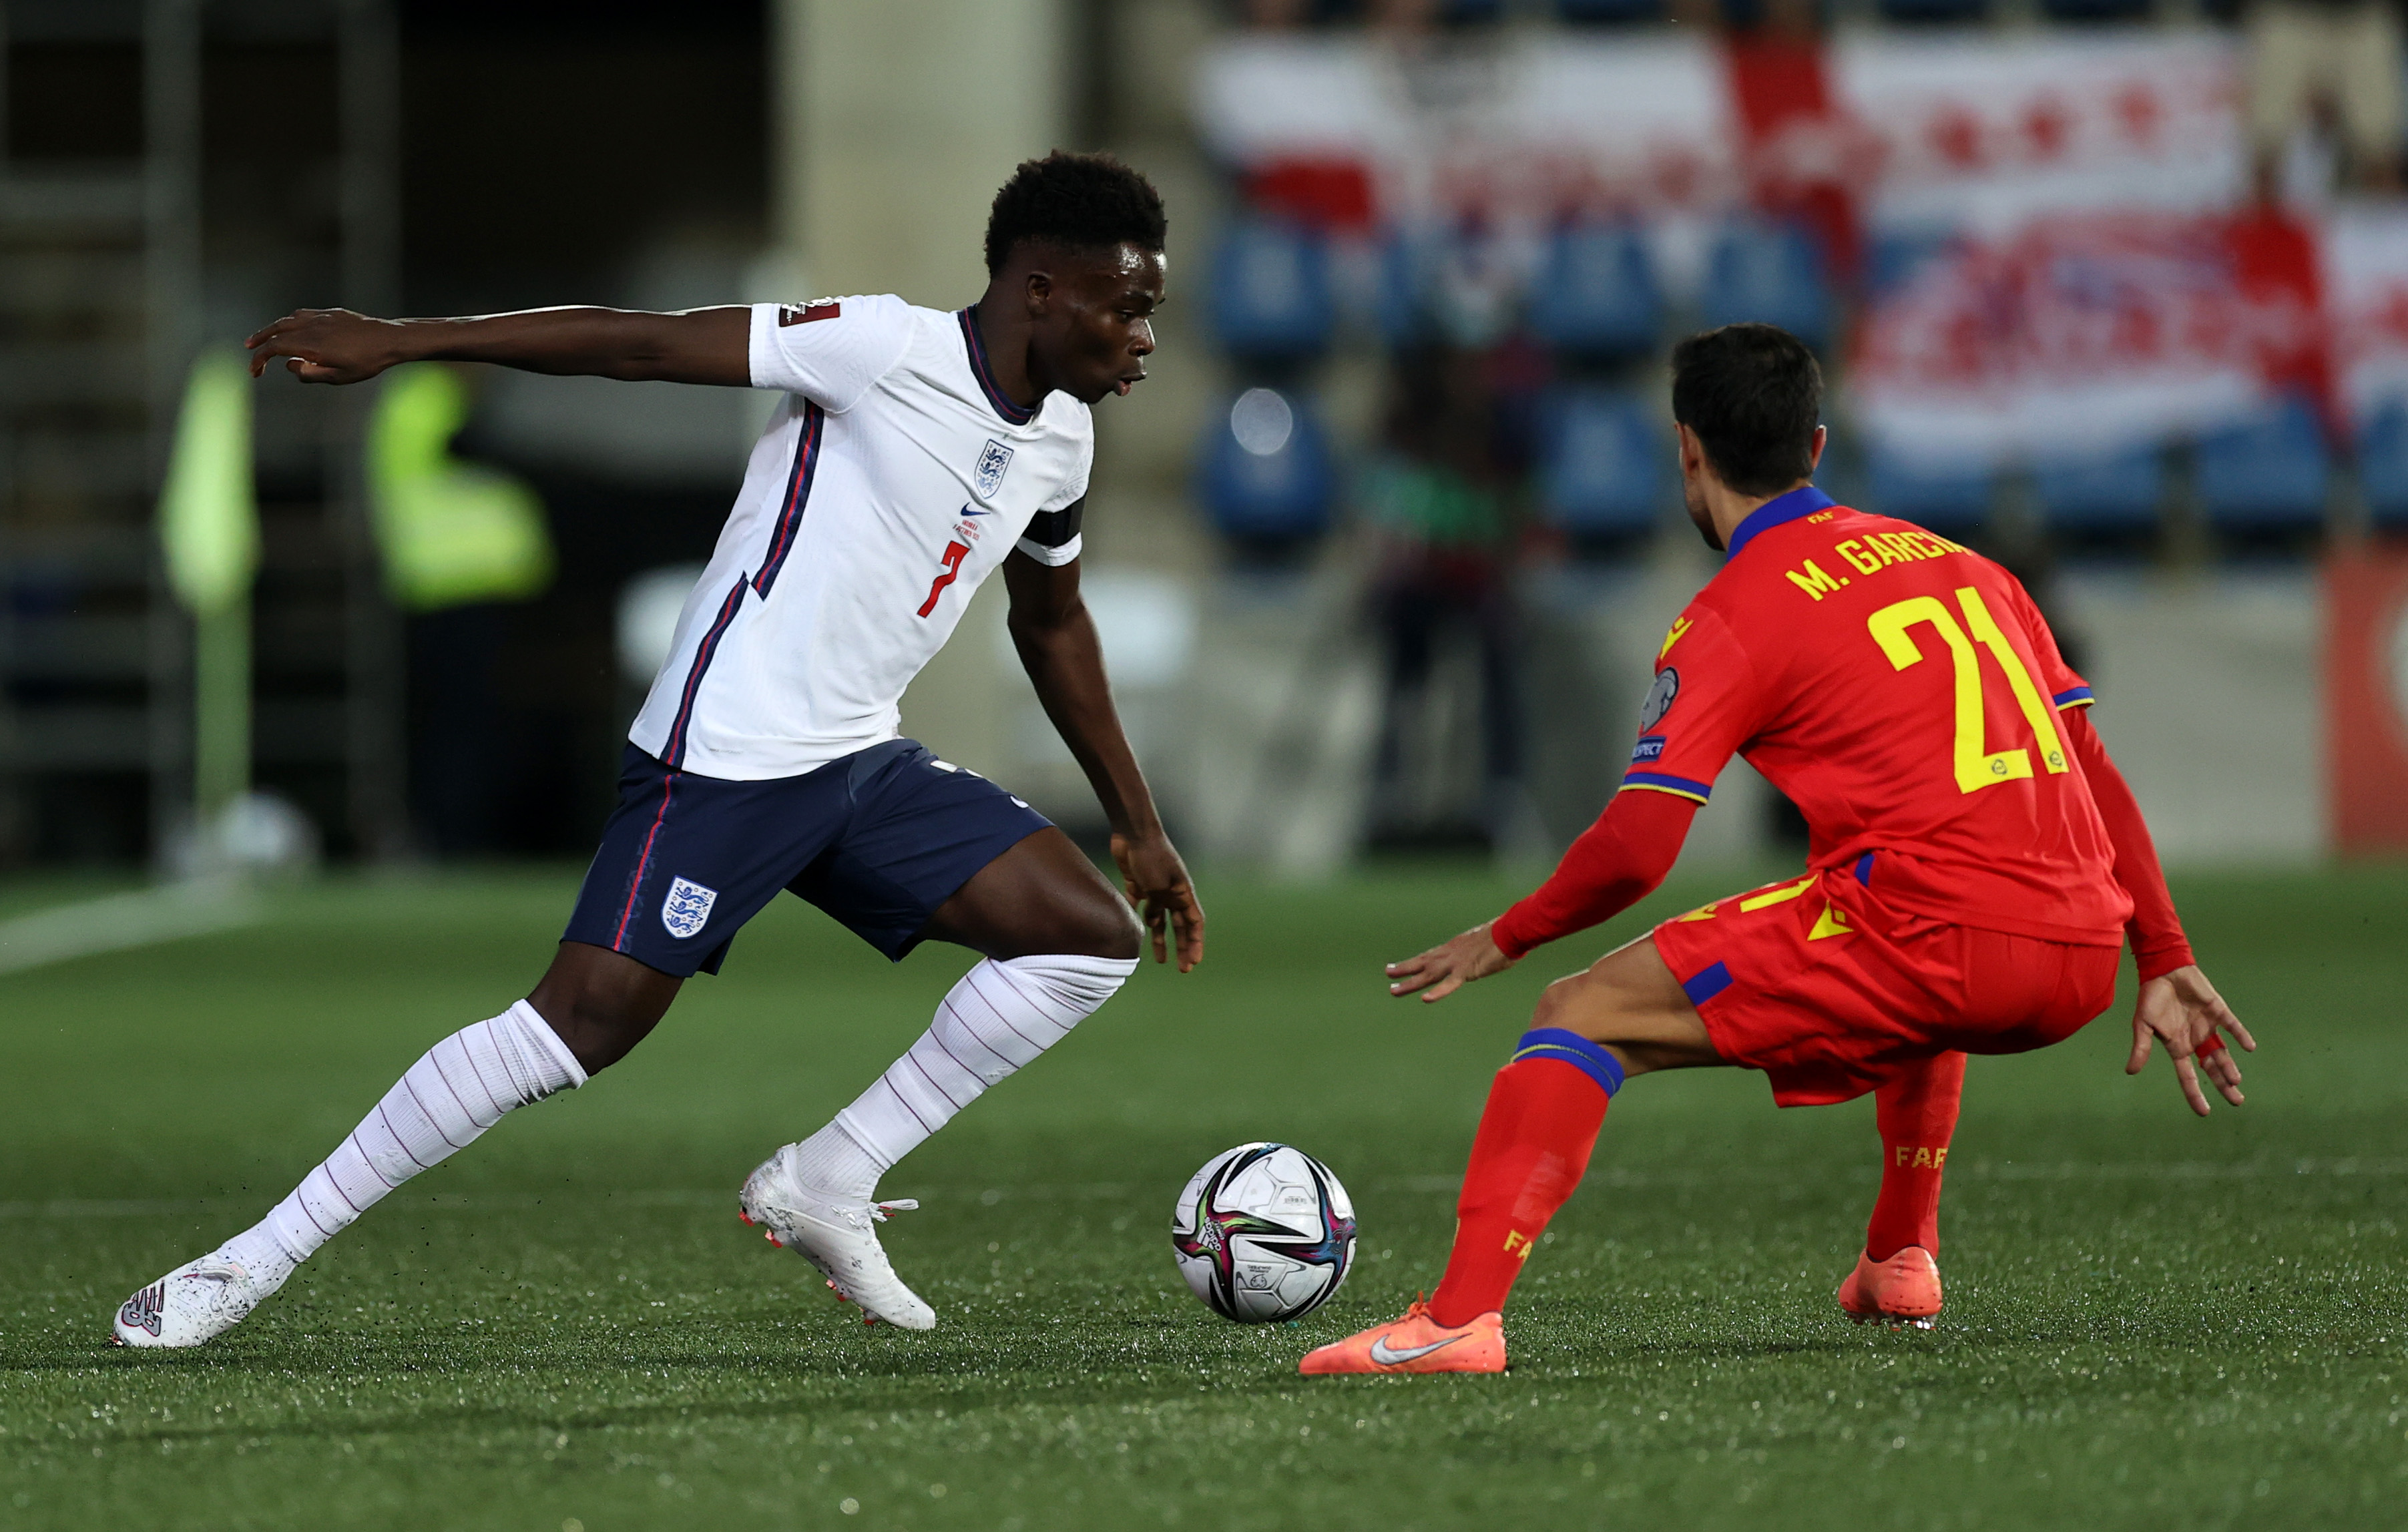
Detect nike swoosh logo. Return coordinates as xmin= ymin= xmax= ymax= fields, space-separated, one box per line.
xmin=1368 ymin=1332 xmax=1468 ymax=1366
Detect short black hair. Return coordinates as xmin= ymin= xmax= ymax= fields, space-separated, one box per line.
xmin=984 ymin=151 xmax=1168 ymax=277
xmin=1669 ymin=323 xmax=1821 ymax=497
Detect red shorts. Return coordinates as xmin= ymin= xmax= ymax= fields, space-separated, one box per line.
xmin=1648 ymin=867 xmax=2122 ymax=1107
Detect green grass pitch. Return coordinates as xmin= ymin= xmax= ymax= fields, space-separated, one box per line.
xmin=2 ymin=861 xmax=2404 ymax=1530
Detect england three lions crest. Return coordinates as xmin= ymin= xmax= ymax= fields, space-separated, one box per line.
xmin=661 ymin=876 xmax=718 ymax=940
xmin=975 ymin=439 xmax=1013 ymax=499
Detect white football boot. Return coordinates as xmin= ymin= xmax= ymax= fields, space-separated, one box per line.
xmin=738 ymin=1143 xmax=934 ymax=1330
xmin=110 ymin=1250 xmax=288 ymax=1348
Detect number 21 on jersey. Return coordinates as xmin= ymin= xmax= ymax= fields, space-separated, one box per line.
xmin=1868 ymin=587 xmax=2067 ymax=795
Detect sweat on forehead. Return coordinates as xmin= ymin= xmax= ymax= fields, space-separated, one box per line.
xmin=1002 ymin=240 xmax=1158 ymax=276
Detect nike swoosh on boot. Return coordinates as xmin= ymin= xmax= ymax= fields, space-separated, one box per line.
xmin=1369 ymin=1332 xmax=1467 ymax=1365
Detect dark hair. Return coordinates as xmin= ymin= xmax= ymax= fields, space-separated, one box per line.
xmin=1668 ymin=323 xmax=1822 ymax=497
xmin=984 ymin=151 xmax=1168 ymax=276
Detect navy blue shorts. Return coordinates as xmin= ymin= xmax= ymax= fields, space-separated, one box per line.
xmin=563 ymin=740 xmax=1053 ymax=977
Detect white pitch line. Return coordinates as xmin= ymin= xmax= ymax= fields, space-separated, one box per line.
xmin=0 ymin=876 xmax=264 ymax=977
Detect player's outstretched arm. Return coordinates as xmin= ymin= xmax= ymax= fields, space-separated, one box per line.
xmin=2064 ymin=709 xmax=2256 ymax=1113
xmin=245 ymin=305 xmax=751 ymax=387
xmin=2127 ymin=965 xmax=2254 ymax=1115
xmin=1001 ymin=545 xmax=1203 ymax=972
xmin=1388 ymin=788 xmax=1697 ymax=1003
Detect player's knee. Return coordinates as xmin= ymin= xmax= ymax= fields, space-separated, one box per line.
xmin=1529 ymin=969 xmax=1718 ymax=1082
xmin=986 ymin=882 xmax=1142 ymax=962
xmin=1529 ymin=974 xmax=1599 ymax=1040
xmin=526 ymin=943 xmax=680 ymax=1074
xmin=1067 ymin=891 xmax=1144 ymax=963
xmin=525 ymin=988 xmax=655 ymax=1076
xmin=1013 ymin=881 xmax=1142 ymax=962
xmin=1529 ymin=975 xmax=1649 ymax=1069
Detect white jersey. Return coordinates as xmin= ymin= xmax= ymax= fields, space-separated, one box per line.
xmin=628 ymin=296 xmax=1093 ymax=780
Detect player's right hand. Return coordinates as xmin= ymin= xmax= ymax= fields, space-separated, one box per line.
xmin=1387 ymin=923 xmax=1516 ymax=1004
xmin=2125 ymin=963 xmax=2253 ymax=1116
xmin=246 ymin=308 xmax=406 ymax=385
xmin=1111 ymin=829 xmax=1205 ymax=973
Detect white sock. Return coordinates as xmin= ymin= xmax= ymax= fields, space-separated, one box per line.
xmin=799 ymin=954 xmax=1138 ymax=1198
xmin=222 ymin=1001 xmax=585 ymax=1278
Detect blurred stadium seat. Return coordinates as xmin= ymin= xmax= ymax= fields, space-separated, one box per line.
xmin=1197 ymin=386 xmax=1337 ymax=549
xmin=1865 ymin=230 xmax=1959 ymax=297
xmin=1527 ymin=224 xmax=1662 ymax=360
xmin=1865 ymin=443 xmax=1994 ymax=536
xmin=2033 ymin=443 xmax=2166 ymax=535
xmin=1208 ymin=219 xmax=1334 ymax=364
xmin=1701 ymin=221 xmax=1833 ymax=351
xmin=1537 ymin=389 xmax=1670 ymax=542
xmin=2355 ymin=401 xmax=2408 ymax=528
xmin=1373 ymin=224 xmax=1523 ymax=350
xmin=2194 ymin=397 xmax=2331 ymax=533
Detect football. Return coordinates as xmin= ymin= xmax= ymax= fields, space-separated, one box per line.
xmin=1170 ymin=1142 xmax=1357 ymax=1323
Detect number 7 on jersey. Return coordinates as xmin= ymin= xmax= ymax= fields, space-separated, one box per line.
xmin=1868 ymin=587 xmax=2068 ymax=795
xmin=917 ymin=540 xmax=970 ymax=618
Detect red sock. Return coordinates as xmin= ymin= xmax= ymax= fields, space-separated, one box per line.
xmin=1428 ymin=1029 xmax=1620 ymax=1328
xmin=1864 ymin=1051 xmax=1965 ymax=1262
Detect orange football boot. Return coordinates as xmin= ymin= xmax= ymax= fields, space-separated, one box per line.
xmin=1298 ymin=1299 xmax=1507 ymax=1376
xmin=1837 ymin=1245 xmax=1943 ymax=1328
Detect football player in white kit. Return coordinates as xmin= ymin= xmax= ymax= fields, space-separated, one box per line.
xmin=111 ymin=153 xmax=1200 ymax=1346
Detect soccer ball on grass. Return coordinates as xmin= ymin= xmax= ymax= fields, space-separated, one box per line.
xmin=1170 ymin=1142 xmax=1357 ymax=1323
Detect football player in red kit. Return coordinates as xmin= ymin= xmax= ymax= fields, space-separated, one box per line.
xmin=1302 ymin=323 xmax=2252 ymax=1376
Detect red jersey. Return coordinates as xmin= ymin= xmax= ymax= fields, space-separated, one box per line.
xmin=1628 ymin=487 xmax=2130 ymax=947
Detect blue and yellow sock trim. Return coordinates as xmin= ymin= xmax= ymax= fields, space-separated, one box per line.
xmin=1509 ymin=1027 xmax=1626 ymax=1097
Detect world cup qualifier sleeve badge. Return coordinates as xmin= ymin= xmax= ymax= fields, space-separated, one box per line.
xmin=974 ymin=439 xmax=1013 ymax=499
xmin=661 ymin=876 xmax=719 ymax=940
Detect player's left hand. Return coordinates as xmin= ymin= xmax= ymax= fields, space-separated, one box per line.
xmin=246 ymin=308 xmax=408 ymax=384
xmin=1112 ymin=830 xmax=1204 ymax=973
xmin=2126 ymin=963 xmax=2254 ymax=1116
xmin=1387 ymin=924 xmax=1517 ymax=1003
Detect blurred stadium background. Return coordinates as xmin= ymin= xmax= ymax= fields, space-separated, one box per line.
xmin=7 ymin=7 xmax=2408 ymax=1527
xmin=3 ymin=0 xmax=2406 ymax=888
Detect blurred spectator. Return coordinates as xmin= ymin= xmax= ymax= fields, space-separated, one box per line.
xmin=369 ymin=366 xmax=556 ymax=856
xmin=2227 ymin=196 xmax=2343 ymax=443
xmin=2246 ymin=0 xmax=2404 ymax=200
xmin=1361 ymin=346 xmax=1533 ymax=851
xmin=1723 ymin=0 xmax=1862 ymax=294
